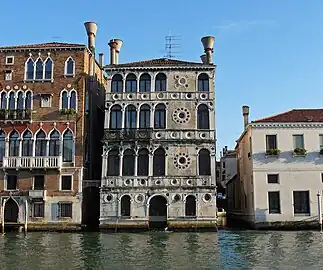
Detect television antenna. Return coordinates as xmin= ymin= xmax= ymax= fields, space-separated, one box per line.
xmin=164 ymin=35 xmax=181 ymax=59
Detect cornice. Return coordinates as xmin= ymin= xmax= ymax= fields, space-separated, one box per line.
xmin=250 ymin=122 xmax=323 ymax=129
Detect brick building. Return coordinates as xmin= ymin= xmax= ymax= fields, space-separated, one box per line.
xmin=0 ymin=21 xmax=105 ymax=231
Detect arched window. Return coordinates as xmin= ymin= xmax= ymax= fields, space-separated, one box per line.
xmin=35 ymin=58 xmax=44 ymax=80
xmin=61 ymin=91 xmax=69 ymax=109
xmin=153 ymin=148 xmax=165 ymax=176
xmin=125 ymin=105 xmax=137 ymax=129
xmin=137 ymin=148 xmax=149 ymax=176
xmin=109 ymin=105 xmax=122 ymax=129
xmin=49 ymin=130 xmax=60 ymax=156
xmin=125 ymin=74 xmax=137 ymax=93
xmin=26 ymin=58 xmax=34 ymax=80
xmin=198 ymin=149 xmax=211 ymax=175
xmin=198 ymin=73 xmax=209 ymax=92
xmin=1 ymin=92 xmax=7 ymax=109
xmin=8 ymin=92 xmax=15 ymax=110
xmin=65 ymin=57 xmax=75 ymax=76
xmin=0 ymin=131 xmax=5 ymax=161
xmin=122 ymin=149 xmax=135 ymax=176
xmin=70 ymin=91 xmax=77 ymax=110
xmin=35 ymin=130 xmax=47 ymax=156
xmin=17 ymin=92 xmax=24 ymax=110
xmin=155 ymin=73 xmax=166 ymax=91
xmin=25 ymin=91 xmax=32 ymax=109
xmin=44 ymin=58 xmax=53 ymax=80
xmin=63 ymin=130 xmax=74 ymax=162
xmin=154 ymin=104 xmax=166 ymax=129
xmin=139 ymin=73 xmax=151 ymax=92
xmin=185 ymin=195 xmax=196 ymax=216
xmin=107 ymin=149 xmax=119 ymax=176
xmin=111 ymin=74 xmax=123 ymax=93
xmin=139 ymin=105 xmax=150 ymax=129
xmin=121 ymin=195 xmax=131 ymax=217
xmin=197 ymin=104 xmax=209 ymax=129
xmin=9 ymin=130 xmax=19 ymax=156
xmin=22 ymin=130 xmax=33 ymax=156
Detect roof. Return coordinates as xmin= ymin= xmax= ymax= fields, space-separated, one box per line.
xmin=110 ymin=58 xmax=208 ymax=68
xmin=0 ymin=42 xmax=86 ymax=51
xmin=252 ymin=109 xmax=323 ymax=123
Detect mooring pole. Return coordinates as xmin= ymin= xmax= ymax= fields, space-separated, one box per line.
xmin=317 ymin=192 xmax=322 ymax=232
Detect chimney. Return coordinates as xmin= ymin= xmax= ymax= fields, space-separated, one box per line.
xmin=108 ymin=39 xmax=123 ymax=65
xmin=84 ymin=22 xmax=98 ymax=53
xmin=200 ymin=54 xmax=207 ymax=64
xmin=99 ymin=53 xmax=104 ymax=66
xmin=201 ymin=36 xmax=215 ymax=64
xmin=242 ymin=105 xmax=250 ymax=130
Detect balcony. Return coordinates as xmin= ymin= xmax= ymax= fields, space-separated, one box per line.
xmin=28 ymin=190 xmax=46 ymax=199
xmin=103 ymin=129 xmax=152 ymax=141
xmin=0 ymin=109 xmax=32 ymax=122
xmin=3 ymin=156 xmax=62 ymax=169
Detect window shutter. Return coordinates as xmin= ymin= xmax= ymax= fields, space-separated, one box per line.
xmin=51 ymin=203 xmax=58 ymax=221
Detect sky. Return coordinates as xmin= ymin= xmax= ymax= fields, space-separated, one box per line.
xmin=2 ymin=0 xmax=323 ymax=158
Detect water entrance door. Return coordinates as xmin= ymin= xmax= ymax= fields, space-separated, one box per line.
xmin=149 ymin=195 xmax=167 ymax=229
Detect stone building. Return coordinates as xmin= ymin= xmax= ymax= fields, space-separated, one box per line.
xmin=0 ymin=21 xmax=106 ymax=231
xmin=100 ymin=36 xmax=217 ymax=230
xmin=227 ymin=106 xmax=323 ymax=229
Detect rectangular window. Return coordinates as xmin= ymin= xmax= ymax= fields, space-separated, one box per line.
xmin=293 ymin=191 xmax=310 ymax=215
xmin=6 ymin=175 xmax=17 ymax=190
xmin=5 ymin=70 xmax=12 ymax=81
xmin=33 ymin=201 xmax=45 ymax=217
xmin=5 ymin=56 xmax=14 ymax=65
xmin=321 ymin=173 xmax=323 ymax=182
xmin=267 ymin=174 xmax=279 ymax=184
xmin=320 ymin=135 xmax=323 ymax=150
xmin=268 ymin=191 xmax=281 ymax=214
xmin=61 ymin=176 xmax=72 ymax=191
xmin=293 ymin=135 xmax=304 ymax=149
xmin=266 ymin=135 xmax=277 ymax=150
xmin=34 ymin=175 xmax=44 ymax=190
xmin=59 ymin=203 xmax=72 ymax=218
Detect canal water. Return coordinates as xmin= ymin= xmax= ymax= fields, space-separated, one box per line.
xmin=0 ymin=230 xmax=322 ymax=269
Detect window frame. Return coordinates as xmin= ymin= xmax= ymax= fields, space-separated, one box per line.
xmin=33 ymin=201 xmax=45 ymax=218
xmin=58 ymin=202 xmax=73 ymax=218
xmin=5 ymin=56 xmax=14 ymax=65
xmin=267 ymin=174 xmax=279 ymax=184
xmin=33 ymin=175 xmax=45 ymax=190
xmin=6 ymin=174 xmax=17 ymax=191
xmin=266 ymin=135 xmax=277 ymax=151
xmin=60 ymin=175 xmax=73 ymax=191
xmin=293 ymin=190 xmax=310 ymax=215
xmin=293 ymin=134 xmax=305 ymax=149
xmin=268 ymin=191 xmax=281 ymax=214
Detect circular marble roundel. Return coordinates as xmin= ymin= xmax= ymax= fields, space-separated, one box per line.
xmin=173 ymin=153 xmax=191 ymax=170
xmin=172 ymin=108 xmax=190 ymax=124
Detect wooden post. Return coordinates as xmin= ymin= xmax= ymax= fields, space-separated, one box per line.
xmin=2 ymin=199 xmax=6 ymax=234
xmin=24 ymin=200 xmax=28 ymax=233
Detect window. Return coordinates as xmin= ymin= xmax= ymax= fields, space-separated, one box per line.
xmin=22 ymin=130 xmax=33 ymax=156
xmin=40 ymin=94 xmax=52 ymax=108
xmin=320 ymin=135 xmax=323 ymax=151
xmin=268 ymin=191 xmax=281 ymax=214
xmin=49 ymin=130 xmax=60 ymax=156
xmin=109 ymin=105 xmax=122 ymax=129
xmin=197 ymin=104 xmax=209 ymax=129
xmin=61 ymin=91 xmax=68 ymax=109
xmin=153 ymin=148 xmax=165 ymax=176
xmin=33 ymin=201 xmax=45 ymax=217
xmin=5 ymin=56 xmax=14 ymax=65
xmin=139 ymin=105 xmax=150 ymax=129
xmin=111 ymin=74 xmax=123 ymax=93
xmin=8 ymin=92 xmax=15 ymax=110
xmin=121 ymin=195 xmax=131 ymax=217
xmin=6 ymin=175 xmax=17 ymax=190
xmin=137 ymin=149 xmax=149 ymax=176
xmin=35 ymin=58 xmax=44 ymax=80
xmin=62 ymin=130 xmax=74 ymax=162
xmin=0 ymin=131 xmax=5 ymax=161
xmin=198 ymin=73 xmax=209 ymax=92
xmin=34 ymin=175 xmax=45 ymax=190
xmin=185 ymin=195 xmax=196 ymax=216
xmin=60 ymin=90 xmax=77 ymax=111
xmin=154 ymin=104 xmax=166 ymax=129
xmin=65 ymin=57 xmax=75 ymax=76
xmin=17 ymin=92 xmax=23 ymax=110
xmin=267 ymin=174 xmax=279 ymax=184
xmin=25 ymin=91 xmax=32 ymax=109
xmin=35 ymin=130 xmax=47 ymax=156
xmin=59 ymin=203 xmax=72 ymax=218
xmin=122 ymin=149 xmax=135 ymax=176
xmin=139 ymin=73 xmax=151 ymax=92
xmin=61 ymin=175 xmax=72 ymax=191
xmin=198 ymin=149 xmax=211 ymax=175
xmin=124 ymin=105 xmax=137 ymax=129
xmin=0 ymin=92 xmax=7 ymax=109
xmin=293 ymin=135 xmax=304 ymax=149
xmin=107 ymin=149 xmax=119 ymax=176
xmin=125 ymin=74 xmax=137 ymax=93
xmin=25 ymin=58 xmax=34 ymax=80
xmin=293 ymin=191 xmax=310 ymax=215
xmin=5 ymin=70 xmax=12 ymax=81
xmin=155 ymin=73 xmax=166 ymax=91
xmin=321 ymin=173 xmax=323 ymax=182
xmin=44 ymin=58 xmax=53 ymax=80
xmin=266 ymin=135 xmax=277 ymax=150
xmin=70 ymin=91 xmax=76 ymax=110
xmin=9 ymin=130 xmax=19 ymax=156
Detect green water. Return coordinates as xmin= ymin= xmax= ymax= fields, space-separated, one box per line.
xmin=0 ymin=231 xmax=322 ymax=269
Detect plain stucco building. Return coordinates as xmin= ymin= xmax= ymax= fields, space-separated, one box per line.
xmin=227 ymin=106 xmax=323 ymax=228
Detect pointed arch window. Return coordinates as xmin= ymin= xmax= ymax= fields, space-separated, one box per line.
xmin=121 ymin=195 xmax=131 ymax=217
xmin=0 ymin=131 xmax=5 ymax=161
xmin=44 ymin=58 xmax=53 ymax=80
xmin=139 ymin=73 xmax=151 ymax=92
xmin=198 ymin=149 xmax=211 ymax=175
xmin=107 ymin=149 xmax=119 ymax=176
xmin=35 ymin=58 xmax=44 ymax=80
xmin=155 ymin=73 xmax=166 ymax=91
xmin=185 ymin=195 xmax=196 ymax=216
xmin=25 ymin=91 xmax=32 ymax=109
xmin=137 ymin=148 xmax=149 ymax=176
xmin=125 ymin=105 xmax=137 ymax=129
xmin=111 ymin=74 xmax=123 ymax=93
xmin=198 ymin=73 xmax=209 ymax=92
xmin=125 ymin=74 xmax=137 ymax=93
xmin=22 ymin=130 xmax=33 ymax=156
xmin=63 ymin=130 xmax=74 ymax=162
xmin=35 ymin=130 xmax=47 ymax=156
xmin=17 ymin=92 xmax=24 ymax=110
xmin=70 ymin=91 xmax=77 ymax=110
xmin=9 ymin=131 xmax=19 ymax=156
xmin=122 ymin=149 xmax=135 ymax=176
xmin=26 ymin=58 xmax=34 ymax=80
xmin=61 ymin=91 xmax=69 ymax=109
xmin=110 ymin=105 xmax=122 ymax=129
xmin=153 ymin=148 xmax=165 ymax=176
xmin=65 ymin=57 xmax=75 ymax=76
xmin=1 ymin=92 xmax=7 ymax=109
xmin=154 ymin=104 xmax=166 ymax=129
xmin=139 ymin=105 xmax=150 ymax=129
xmin=197 ymin=104 xmax=210 ymax=129
xmin=60 ymin=90 xmax=77 ymax=111
xmin=49 ymin=130 xmax=60 ymax=156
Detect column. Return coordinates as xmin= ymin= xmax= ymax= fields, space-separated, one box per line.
xmin=121 ymin=108 xmax=125 ymax=129
xmin=210 ymin=154 xmax=216 ymax=186
xmin=151 ymin=108 xmax=155 ymax=128
xmin=148 ymin=152 xmax=153 ymax=176
xmin=136 ymin=107 xmax=140 ymax=129
xmin=134 ymin=153 xmax=138 ymax=176
xmin=119 ymin=153 xmax=123 ymax=176
xmin=105 ymin=109 xmax=110 ymax=129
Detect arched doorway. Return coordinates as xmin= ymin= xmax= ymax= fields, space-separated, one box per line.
xmin=4 ymin=198 xmax=19 ymax=223
xmin=148 ymin=195 xmax=167 ymax=229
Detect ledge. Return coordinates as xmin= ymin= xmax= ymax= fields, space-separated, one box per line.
xmin=265 ymin=154 xmax=279 ymax=158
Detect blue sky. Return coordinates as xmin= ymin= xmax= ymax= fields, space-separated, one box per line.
xmin=2 ymin=0 xmax=323 ymax=157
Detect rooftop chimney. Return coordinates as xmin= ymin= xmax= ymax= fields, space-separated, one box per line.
xmin=242 ymin=105 xmax=250 ymax=130
xmin=108 ymin=39 xmax=123 ymax=65
xmin=99 ymin=53 xmax=104 ymax=66
xmin=201 ymin=36 xmax=215 ymax=64
xmin=200 ymin=54 xmax=207 ymax=64
xmin=84 ymin=22 xmax=98 ymax=53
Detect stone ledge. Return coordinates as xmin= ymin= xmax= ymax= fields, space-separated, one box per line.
xmin=26 ymin=222 xmax=82 ymax=232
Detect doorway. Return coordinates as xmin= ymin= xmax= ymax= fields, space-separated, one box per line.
xmin=4 ymin=198 xmax=19 ymax=223
xmin=148 ymin=195 xmax=167 ymax=229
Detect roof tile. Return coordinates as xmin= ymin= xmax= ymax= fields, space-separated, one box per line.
xmin=0 ymin=42 xmax=86 ymax=50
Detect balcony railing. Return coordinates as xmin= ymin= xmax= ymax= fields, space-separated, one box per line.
xmin=103 ymin=129 xmax=152 ymax=141
xmin=3 ymin=156 xmax=62 ymax=169
xmin=0 ymin=109 xmax=32 ymax=121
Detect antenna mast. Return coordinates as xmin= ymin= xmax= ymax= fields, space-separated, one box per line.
xmin=165 ymin=35 xmax=181 ymax=59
